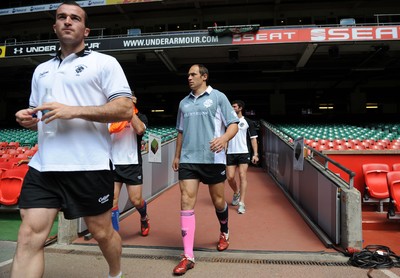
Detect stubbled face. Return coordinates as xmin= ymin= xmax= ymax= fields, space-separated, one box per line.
xmin=187 ymin=65 xmax=207 ymax=92
xmin=232 ymin=103 xmax=241 ymax=115
xmin=53 ymin=4 xmax=89 ymax=46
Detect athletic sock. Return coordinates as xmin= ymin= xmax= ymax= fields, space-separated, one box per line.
xmin=108 ymin=271 xmax=123 ymax=278
xmin=180 ymin=210 xmax=195 ymax=259
xmin=136 ymin=199 xmax=147 ymax=220
xmin=216 ymin=202 xmax=229 ymax=234
xmin=111 ymin=206 xmax=120 ymax=231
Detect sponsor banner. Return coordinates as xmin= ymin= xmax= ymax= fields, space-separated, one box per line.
xmin=232 ymin=25 xmax=400 ymax=44
xmin=0 ymin=1 xmax=105 ymax=16
xmin=6 ymin=43 xmax=59 ymax=57
xmin=0 ymin=46 xmax=5 ymax=58
xmin=3 ymin=26 xmax=400 ymax=58
xmin=4 ymin=32 xmax=228 ymax=57
xmin=106 ymin=0 xmax=161 ymax=4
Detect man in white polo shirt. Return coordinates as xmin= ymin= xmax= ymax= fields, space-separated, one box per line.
xmin=13 ymin=2 xmax=132 ymax=278
xmin=226 ymin=100 xmax=259 ymax=214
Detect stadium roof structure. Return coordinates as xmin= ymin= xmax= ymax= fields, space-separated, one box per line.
xmin=0 ymin=0 xmax=400 ymax=121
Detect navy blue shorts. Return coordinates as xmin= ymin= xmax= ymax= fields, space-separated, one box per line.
xmin=19 ymin=167 xmax=114 ymax=219
xmin=226 ymin=153 xmax=250 ymax=166
xmin=178 ymin=163 xmax=226 ymax=184
xmin=113 ymin=164 xmax=143 ymax=185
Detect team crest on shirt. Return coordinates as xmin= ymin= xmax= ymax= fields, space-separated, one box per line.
xmin=75 ymin=64 xmax=87 ymax=76
xmin=203 ymin=99 xmax=213 ymax=108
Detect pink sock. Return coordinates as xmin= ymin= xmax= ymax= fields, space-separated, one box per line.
xmin=180 ymin=210 xmax=195 ymax=259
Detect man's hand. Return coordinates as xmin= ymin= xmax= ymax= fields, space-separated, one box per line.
xmin=15 ymin=108 xmax=39 ymax=129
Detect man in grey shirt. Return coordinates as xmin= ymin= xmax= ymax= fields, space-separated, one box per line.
xmin=172 ymin=64 xmax=239 ymax=275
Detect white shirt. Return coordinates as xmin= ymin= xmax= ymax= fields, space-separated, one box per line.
xmin=28 ymin=49 xmax=131 ymax=172
xmin=110 ymin=113 xmax=147 ymax=165
xmin=227 ymin=116 xmax=258 ymax=154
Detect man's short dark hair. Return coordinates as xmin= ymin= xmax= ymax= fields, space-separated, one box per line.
xmin=57 ymin=1 xmax=89 ymax=27
xmin=192 ymin=64 xmax=209 ymax=83
xmin=232 ymin=100 xmax=245 ymax=110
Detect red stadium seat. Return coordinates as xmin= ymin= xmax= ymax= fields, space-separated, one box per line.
xmin=386 ymin=171 xmax=400 ymax=218
xmin=0 ymin=167 xmax=28 ymax=206
xmin=0 ymin=161 xmax=15 ymax=178
xmin=7 ymin=142 xmax=20 ymax=149
xmin=335 ymin=144 xmax=348 ymax=151
xmin=1 ymin=154 xmax=12 ymax=160
xmin=371 ymin=144 xmax=384 ymax=150
xmin=0 ymin=142 xmax=8 ymax=149
xmin=318 ymin=144 xmax=329 ymax=151
xmin=310 ymin=142 xmax=319 ymax=149
xmin=361 ymin=141 xmax=370 ymax=149
xmin=16 ymin=153 xmax=28 ymax=160
xmin=364 ymin=139 xmax=375 ymax=146
xmin=354 ymin=145 xmax=365 ymax=150
xmin=344 ymin=142 xmax=354 ymax=149
xmin=334 ymin=139 xmax=345 ymax=145
xmin=24 ymin=149 xmax=36 ymax=157
xmin=393 ymin=163 xmax=400 ymax=171
xmin=362 ymin=163 xmax=390 ymax=212
xmin=7 ymin=157 xmax=23 ymax=166
xmin=305 ymin=139 xmax=314 ymax=146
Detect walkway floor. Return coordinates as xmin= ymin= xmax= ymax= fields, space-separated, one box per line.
xmin=75 ymin=166 xmax=333 ymax=253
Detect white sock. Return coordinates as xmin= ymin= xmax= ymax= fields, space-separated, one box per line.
xmin=108 ymin=271 xmax=122 ymax=278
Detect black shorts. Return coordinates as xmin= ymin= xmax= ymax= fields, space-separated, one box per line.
xmin=18 ymin=167 xmax=114 ymax=220
xmin=113 ymin=164 xmax=143 ymax=185
xmin=226 ymin=153 xmax=251 ymax=166
xmin=179 ymin=163 xmax=226 ymax=184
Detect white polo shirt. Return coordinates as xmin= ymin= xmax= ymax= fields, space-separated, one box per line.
xmin=110 ymin=113 xmax=148 ymax=165
xmin=28 ymin=49 xmax=132 ymax=172
xmin=227 ymin=116 xmax=258 ymax=154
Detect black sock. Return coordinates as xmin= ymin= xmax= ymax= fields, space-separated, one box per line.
xmin=216 ymin=202 xmax=228 ymax=234
xmin=136 ymin=200 xmax=147 ymax=220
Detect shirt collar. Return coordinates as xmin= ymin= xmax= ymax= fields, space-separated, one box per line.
xmin=55 ymin=46 xmax=92 ymax=61
xmin=189 ymin=85 xmax=213 ymax=99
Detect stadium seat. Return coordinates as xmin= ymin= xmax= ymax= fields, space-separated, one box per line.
xmin=0 ymin=161 xmax=15 ymax=177
xmin=335 ymin=144 xmax=348 ymax=150
xmin=0 ymin=167 xmax=28 ymax=206
xmin=362 ymin=163 xmax=390 ymax=211
xmin=16 ymin=153 xmax=28 ymax=160
xmin=7 ymin=157 xmax=23 ymax=166
xmin=392 ymin=163 xmax=400 ymax=171
xmin=386 ymin=171 xmax=400 ymax=218
xmin=7 ymin=142 xmax=20 ymax=149
xmin=24 ymin=149 xmax=36 ymax=157
xmin=371 ymin=144 xmax=384 ymax=150
xmin=1 ymin=154 xmax=12 ymax=160
xmin=0 ymin=142 xmax=8 ymax=149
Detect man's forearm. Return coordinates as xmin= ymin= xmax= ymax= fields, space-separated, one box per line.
xmin=75 ymin=97 xmax=132 ymax=123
